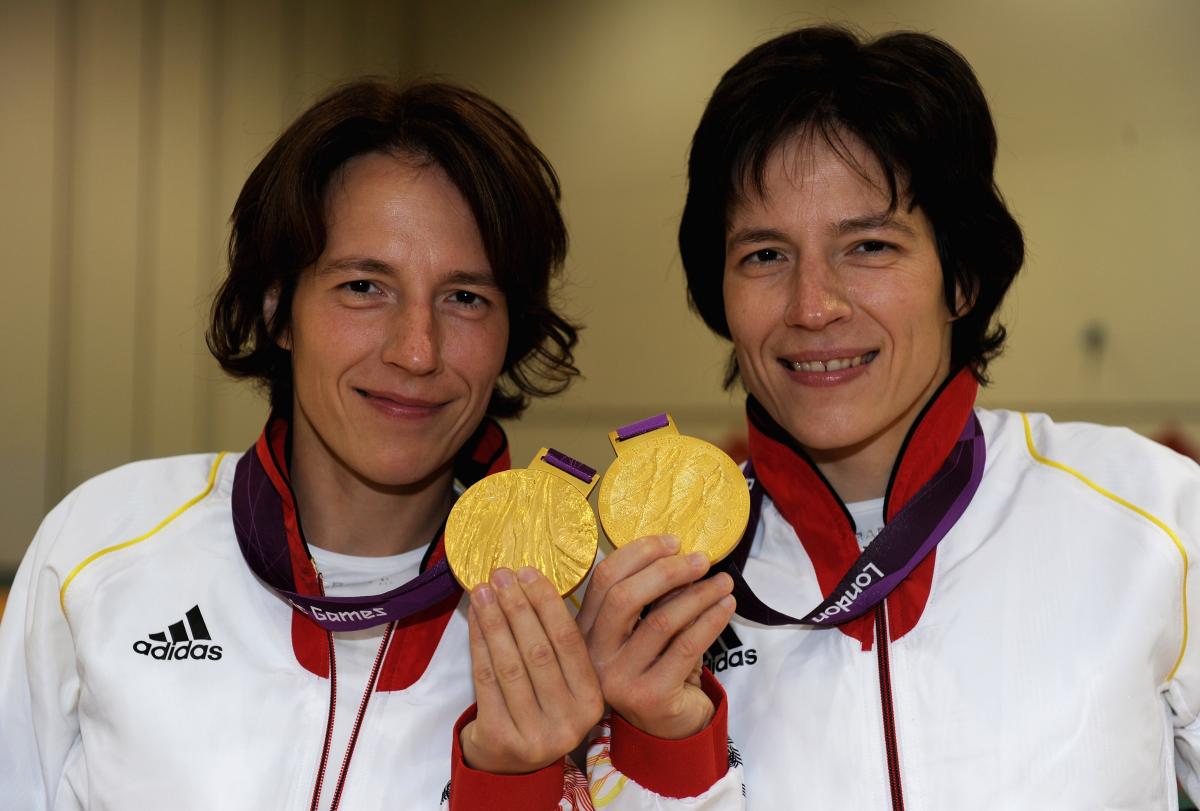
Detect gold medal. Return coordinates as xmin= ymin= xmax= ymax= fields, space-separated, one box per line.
xmin=445 ymin=448 xmax=599 ymax=596
xmin=598 ymin=413 xmax=749 ymax=563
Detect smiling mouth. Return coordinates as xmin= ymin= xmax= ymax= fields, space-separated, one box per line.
xmin=781 ymin=351 xmax=879 ymax=373
xmin=354 ymin=388 xmax=446 ymax=410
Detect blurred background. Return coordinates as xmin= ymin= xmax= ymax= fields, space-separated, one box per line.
xmin=3 ymin=0 xmax=1199 ymax=574
xmin=2 ymin=3 xmax=1198 ymax=801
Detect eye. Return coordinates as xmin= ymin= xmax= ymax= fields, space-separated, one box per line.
xmin=342 ymin=279 xmax=380 ymax=296
xmin=853 ymin=240 xmax=894 ymax=255
xmin=743 ymin=248 xmax=785 ymax=265
xmin=450 ymin=290 xmax=487 ymax=308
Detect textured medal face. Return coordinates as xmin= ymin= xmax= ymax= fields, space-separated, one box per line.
xmin=445 ymin=450 xmax=598 ymax=596
xmin=598 ymin=416 xmax=750 ymax=563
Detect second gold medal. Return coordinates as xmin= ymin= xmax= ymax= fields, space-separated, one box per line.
xmin=597 ymin=413 xmax=750 ymax=563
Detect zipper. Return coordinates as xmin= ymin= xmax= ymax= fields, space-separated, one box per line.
xmin=875 ymin=601 xmax=905 ymax=811
xmin=309 ymin=626 xmax=337 ymax=811
xmin=307 ymin=570 xmax=397 ymax=811
xmin=328 ymin=622 xmax=395 ymax=810
xmin=308 ymin=621 xmax=397 ymax=811
xmin=309 ymin=571 xmax=338 ymax=811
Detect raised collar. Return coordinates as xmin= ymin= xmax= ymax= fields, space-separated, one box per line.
xmin=248 ymin=413 xmax=511 ymax=689
xmin=746 ymin=368 xmax=979 ymax=648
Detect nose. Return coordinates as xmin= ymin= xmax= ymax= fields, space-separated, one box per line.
xmin=783 ymin=256 xmax=852 ymax=330
xmin=381 ymin=303 xmax=440 ymax=376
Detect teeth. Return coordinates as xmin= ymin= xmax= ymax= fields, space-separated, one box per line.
xmin=788 ymin=352 xmax=875 ymax=373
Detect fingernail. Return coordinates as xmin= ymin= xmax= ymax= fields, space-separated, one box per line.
xmin=719 ymin=595 xmax=736 ymax=609
xmin=492 ymin=568 xmax=515 ymax=589
xmin=717 ymin=572 xmax=734 ymax=590
xmin=473 ymin=585 xmax=495 ymax=606
xmin=660 ymin=535 xmax=681 ymax=552
xmin=517 ymin=566 xmax=539 ymax=584
xmin=687 ymin=551 xmax=708 ymax=567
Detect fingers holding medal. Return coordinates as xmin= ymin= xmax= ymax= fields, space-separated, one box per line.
xmin=450 ymin=448 xmax=604 ymax=774
xmin=451 ymin=418 xmax=749 ymax=753
xmin=581 ymin=413 xmax=748 ymax=740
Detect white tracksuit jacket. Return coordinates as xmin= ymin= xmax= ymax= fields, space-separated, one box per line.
xmin=0 ymin=449 xmax=743 ymax=810
xmin=717 ymin=405 xmax=1200 ymax=809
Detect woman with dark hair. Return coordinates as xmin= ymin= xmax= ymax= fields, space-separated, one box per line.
xmin=0 ymin=79 xmax=722 ymax=810
xmin=585 ymin=25 xmax=1200 ymax=808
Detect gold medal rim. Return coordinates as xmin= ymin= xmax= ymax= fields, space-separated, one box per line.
xmin=597 ymin=434 xmax=750 ymax=562
xmin=445 ymin=468 xmax=599 ymax=596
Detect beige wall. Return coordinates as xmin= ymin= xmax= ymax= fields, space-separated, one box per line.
xmin=0 ymin=0 xmax=411 ymax=565
xmin=403 ymin=0 xmax=1200 ymax=467
xmin=3 ymin=0 xmax=1199 ymax=567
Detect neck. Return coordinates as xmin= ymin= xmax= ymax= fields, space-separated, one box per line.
xmin=289 ymin=418 xmax=455 ymax=558
xmin=807 ymin=430 xmax=906 ymax=504
xmin=801 ymin=365 xmax=957 ymax=505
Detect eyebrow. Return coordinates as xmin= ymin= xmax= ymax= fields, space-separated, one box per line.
xmin=834 ymin=212 xmax=917 ymax=238
xmin=727 ymin=213 xmax=918 ymax=248
xmin=443 ymin=269 xmax=500 ymax=289
xmin=318 ymin=257 xmax=499 ymax=288
xmin=726 ymin=228 xmax=790 ymax=248
xmin=319 ymin=257 xmax=395 ymax=276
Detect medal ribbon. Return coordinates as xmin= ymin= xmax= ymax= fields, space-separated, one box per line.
xmin=231 ymin=415 xmax=510 ymax=632
xmin=719 ymin=374 xmax=985 ymax=628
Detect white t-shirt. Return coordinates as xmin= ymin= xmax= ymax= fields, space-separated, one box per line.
xmin=309 ymin=543 xmax=425 ymax=811
xmin=845 ymin=497 xmax=885 ymax=549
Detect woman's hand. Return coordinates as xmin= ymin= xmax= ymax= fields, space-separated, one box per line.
xmin=577 ymin=535 xmax=735 ymax=740
xmin=460 ymin=567 xmax=604 ymax=774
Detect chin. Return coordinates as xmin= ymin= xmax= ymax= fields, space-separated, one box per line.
xmin=779 ymin=410 xmax=878 ymax=455
xmin=352 ymin=452 xmax=448 ymax=490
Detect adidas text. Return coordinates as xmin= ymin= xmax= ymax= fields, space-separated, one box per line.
xmin=132 ymin=640 xmax=223 ymax=661
xmin=704 ymin=648 xmax=757 ymax=673
xmin=706 ymin=625 xmax=757 ymax=672
xmin=134 ymin=605 xmax=220 ymax=661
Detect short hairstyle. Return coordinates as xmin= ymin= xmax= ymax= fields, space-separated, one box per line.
xmin=207 ymin=79 xmax=578 ymax=418
xmin=679 ymin=26 xmax=1024 ymax=385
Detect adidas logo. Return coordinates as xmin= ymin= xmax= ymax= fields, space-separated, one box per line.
xmin=703 ymin=625 xmax=756 ymax=673
xmin=132 ymin=605 xmax=223 ymax=661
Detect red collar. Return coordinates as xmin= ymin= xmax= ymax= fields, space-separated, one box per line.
xmin=255 ymin=414 xmax=511 ymax=689
xmin=746 ymin=368 xmax=979 ymax=649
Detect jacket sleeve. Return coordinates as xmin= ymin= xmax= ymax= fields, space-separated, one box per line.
xmin=1170 ymin=536 xmax=1200 ymax=798
xmin=440 ymin=704 xmax=592 ymax=810
xmin=438 ymin=675 xmax=744 ymax=810
xmin=0 ymin=493 xmax=85 ymax=810
xmin=438 ymin=567 xmax=743 ymax=809
xmin=1163 ymin=457 xmax=1200 ymax=801
xmin=583 ymin=669 xmax=745 ymax=809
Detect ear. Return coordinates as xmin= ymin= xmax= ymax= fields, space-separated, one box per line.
xmin=264 ymin=285 xmax=291 ymax=350
xmin=949 ymin=282 xmax=974 ymax=323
